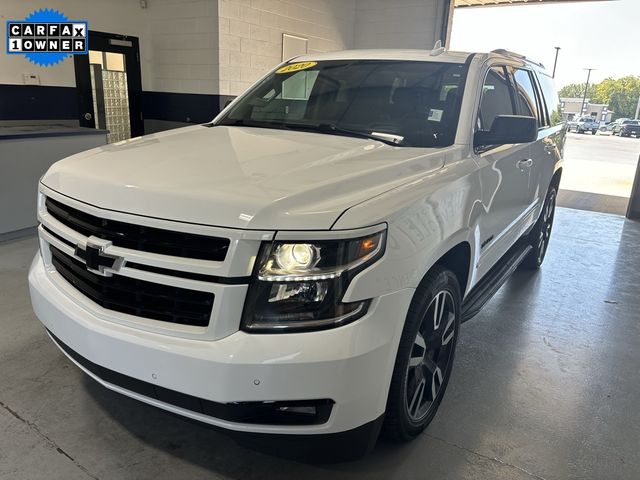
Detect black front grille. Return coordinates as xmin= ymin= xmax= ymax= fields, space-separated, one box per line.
xmin=45 ymin=197 xmax=229 ymax=261
xmin=50 ymin=246 xmax=214 ymax=327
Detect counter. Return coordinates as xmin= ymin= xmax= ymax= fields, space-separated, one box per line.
xmin=1 ymin=124 xmax=108 ymax=240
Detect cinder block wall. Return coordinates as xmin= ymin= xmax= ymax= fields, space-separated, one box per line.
xmin=0 ymin=0 xmax=448 ymax=130
xmin=354 ymin=0 xmax=445 ymax=50
xmin=217 ymin=0 xmax=356 ymax=96
xmin=148 ymin=0 xmax=220 ymax=95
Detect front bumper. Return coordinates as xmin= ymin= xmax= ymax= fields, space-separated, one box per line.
xmin=29 ymin=254 xmax=412 ymax=436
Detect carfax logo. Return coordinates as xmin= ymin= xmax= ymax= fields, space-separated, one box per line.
xmin=6 ymin=8 xmax=88 ymax=67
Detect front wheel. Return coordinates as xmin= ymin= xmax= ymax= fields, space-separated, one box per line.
xmin=592 ymin=129 xmax=597 ymax=135
xmin=521 ymin=186 xmax=557 ymax=269
xmin=382 ymin=267 xmax=461 ymax=441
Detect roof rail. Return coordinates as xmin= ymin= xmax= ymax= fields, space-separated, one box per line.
xmin=490 ymin=48 xmax=545 ymax=69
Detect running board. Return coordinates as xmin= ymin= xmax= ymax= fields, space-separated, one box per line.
xmin=461 ymin=241 xmax=533 ymax=322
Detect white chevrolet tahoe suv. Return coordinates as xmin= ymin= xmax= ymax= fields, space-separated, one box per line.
xmin=29 ymin=49 xmax=565 ymax=461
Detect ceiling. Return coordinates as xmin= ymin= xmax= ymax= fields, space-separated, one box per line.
xmin=454 ymin=0 xmax=613 ymax=7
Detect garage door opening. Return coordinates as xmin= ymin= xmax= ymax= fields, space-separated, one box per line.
xmin=556 ymin=131 xmax=638 ymax=215
xmin=450 ymin=0 xmax=640 ymax=216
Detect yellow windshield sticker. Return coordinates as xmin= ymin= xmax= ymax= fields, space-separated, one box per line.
xmin=276 ymin=61 xmax=317 ymax=74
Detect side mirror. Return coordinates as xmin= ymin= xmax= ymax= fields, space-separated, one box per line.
xmin=474 ymin=115 xmax=537 ymax=148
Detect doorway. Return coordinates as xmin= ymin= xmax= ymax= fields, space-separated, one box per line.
xmin=74 ymin=31 xmax=143 ymax=143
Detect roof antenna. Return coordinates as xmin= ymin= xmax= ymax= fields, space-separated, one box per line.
xmin=430 ymin=39 xmax=445 ymax=56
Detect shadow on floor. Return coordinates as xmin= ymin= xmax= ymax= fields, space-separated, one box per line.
xmin=82 ymin=377 xmax=411 ymax=478
xmin=558 ymin=189 xmax=628 ymax=215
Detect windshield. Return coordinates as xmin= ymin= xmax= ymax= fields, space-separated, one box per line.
xmin=216 ymin=60 xmax=469 ymax=148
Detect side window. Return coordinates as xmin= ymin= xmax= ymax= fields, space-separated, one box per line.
xmin=478 ymin=66 xmax=515 ymax=131
xmin=537 ymin=73 xmax=563 ymax=126
xmin=513 ymin=69 xmax=539 ymax=123
xmin=533 ymin=75 xmax=550 ymax=128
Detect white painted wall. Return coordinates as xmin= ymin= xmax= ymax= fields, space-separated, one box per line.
xmin=217 ymin=0 xmax=356 ymax=96
xmin=148 ymin=0 xmax=219 ymax=94
xmin=0 ymin=0 xmax=220 ymax=94
xmin=0 ymin=0 xmax=448 ymax=97
xmin=354 ymin=0 xmax=445 ymax=50
xmin=0 ymin=0 xmax=152 ymax=88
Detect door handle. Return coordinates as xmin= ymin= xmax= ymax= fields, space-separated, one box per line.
xmin=517 ymin=158 xmax=533 ymax=170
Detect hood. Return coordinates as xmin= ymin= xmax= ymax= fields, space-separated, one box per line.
xmin=42 ymin=125 xmax=450 ymax=230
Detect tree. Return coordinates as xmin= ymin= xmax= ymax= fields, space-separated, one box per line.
xmin=603 ymin=76 xmax=640 ymax=119
xmin=558 ymin=83 xmax=596 ymax=99
xmin=559 ymin=76 xmax=640 ymax=119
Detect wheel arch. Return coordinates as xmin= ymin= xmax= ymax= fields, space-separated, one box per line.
xmin=409 ymin=240 xmax=472 ymax=303
xmin=433 ymin=242 xmax=472 ymax=298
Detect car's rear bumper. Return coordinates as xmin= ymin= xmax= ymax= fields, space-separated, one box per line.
xmin=28 ymin=254 xmax=412 ymax=441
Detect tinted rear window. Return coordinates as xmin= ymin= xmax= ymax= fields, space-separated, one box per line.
xmin=536 ymin=73 xmax=563 ymax=126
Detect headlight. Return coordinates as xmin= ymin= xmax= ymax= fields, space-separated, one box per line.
xmin=241 ymin=229 xmax=386 ymax=332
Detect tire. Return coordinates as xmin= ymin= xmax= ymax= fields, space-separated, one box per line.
xmin=521 ymin=186 xmax=557 ymax=269
xmin=592 ymin=130 xmax=597 ymax=135
xmin=382 ymin=266 xmax=461 ymax=442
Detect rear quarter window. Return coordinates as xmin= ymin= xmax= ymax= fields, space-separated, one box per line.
xmin=512 ymin=69 xmax=539 ymax=122
xmin=536 ymin=73 xmax=563 ymax=126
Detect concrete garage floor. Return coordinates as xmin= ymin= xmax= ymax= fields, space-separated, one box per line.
xmin=1 ymin=207 xmax=639 ymax=479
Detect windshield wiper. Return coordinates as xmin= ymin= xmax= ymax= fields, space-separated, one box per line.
xmin=217 ymin=118 xmax=278 ymax=129
xmin=319 ymin=124 xmax=404 ymax=146
xmin=217 ymin=119 xmax=405 ymax=146
xmin=280 ymin=122 xmax=404 ymax=146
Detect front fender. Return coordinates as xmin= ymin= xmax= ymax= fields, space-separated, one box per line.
xmin=338 ymin=158 xmax=481 ymax=301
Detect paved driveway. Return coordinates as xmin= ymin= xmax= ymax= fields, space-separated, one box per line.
xmin=561 ymin=132 xmax=640 ymax=198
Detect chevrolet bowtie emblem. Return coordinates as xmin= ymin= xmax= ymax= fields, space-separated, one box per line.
xmin=75 ymin=238 xmax=123 ymax=276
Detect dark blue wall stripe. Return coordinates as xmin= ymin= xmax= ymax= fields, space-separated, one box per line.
xmin=142 ymin=91 xmax=235 ymax=124
xmin=0 ymin=84 xmax=235 ymax=124
xmin=0 ymin=84 xmax=78 ymax=120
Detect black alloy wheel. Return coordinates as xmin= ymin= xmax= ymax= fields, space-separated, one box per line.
xmin=405 ymin=290 xmax=457 ymax=423
xmin=522 ymin=186 xmax=557 ymax=269
xmin=382 ymin=267 xmax=461 ymax=441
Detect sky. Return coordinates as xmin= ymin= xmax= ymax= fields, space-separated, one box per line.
xmin=450 ymin=0 xmax=640 ymax=89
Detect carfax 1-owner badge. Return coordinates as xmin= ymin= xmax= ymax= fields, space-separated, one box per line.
xmin=6 ymin=8 xmax=88 ymax=66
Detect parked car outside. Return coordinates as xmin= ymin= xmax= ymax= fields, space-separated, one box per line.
xmin=569 ymin=116 xmax=599 ymax=134
xmin=29 ymin=49 xmax=565 ymax=460
xmin=613 ymin=119 xmax=640 ymax=137
xmin=608 ymin=117 xmax=630 ymax=134
xmin=599 ymin=121 xmax=615 ymax=134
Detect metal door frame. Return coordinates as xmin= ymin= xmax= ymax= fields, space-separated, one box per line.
xmin=73 ymin=30 xmax=143 ymax=137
